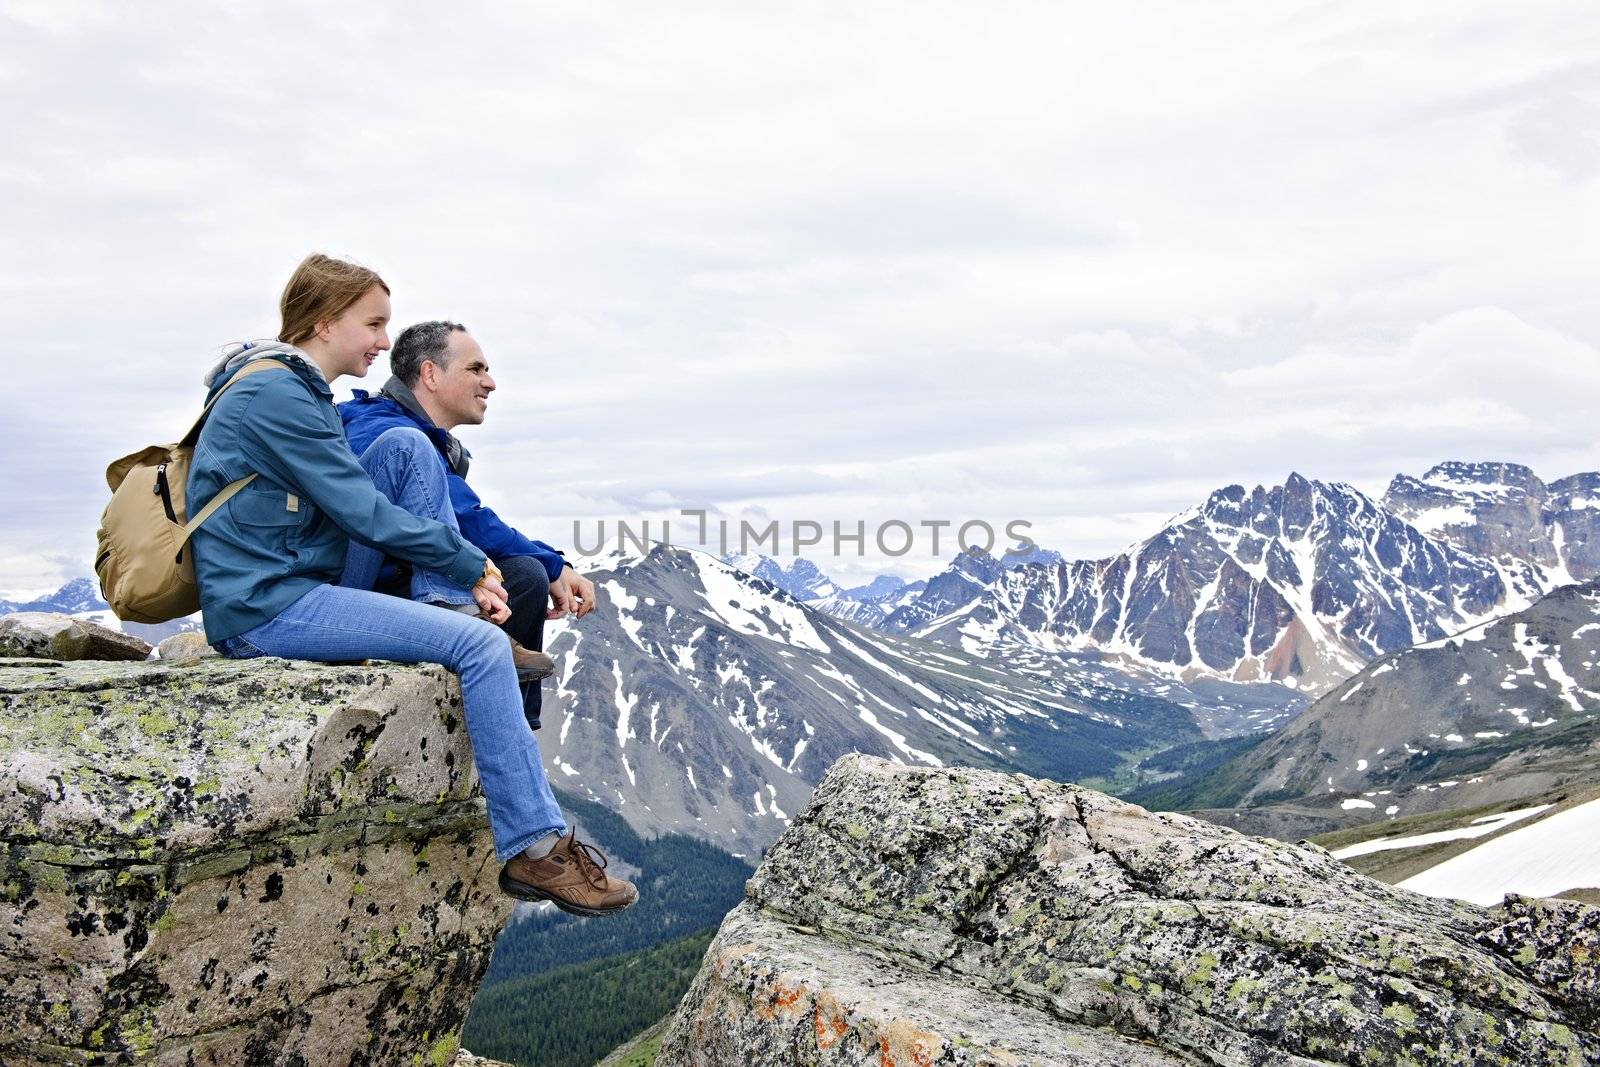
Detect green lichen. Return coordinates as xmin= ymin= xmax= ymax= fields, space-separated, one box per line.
xmin=428 ymin=1031 xmax=459 ymax=1066
xmin=119 ymin=1014 xmax=156 ymax=1056
xmin=136 ymin=708 xmax=178 ymax=736
xmin=1225 ymin=975 xmax=1260 ymax=1001
xmin=1383 ymin=1002 xmax=1417 ymax=1027
xmin=1183 ymin=951 xmax=1218 ymax=991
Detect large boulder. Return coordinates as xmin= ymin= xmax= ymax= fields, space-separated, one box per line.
xmin=0 ymin=656 xmax=511 ymax=1065
xmin=660 ymin=754 xmax=1600 ymax=1066
xmin=0 ymin=611 xmax=151 ymax=661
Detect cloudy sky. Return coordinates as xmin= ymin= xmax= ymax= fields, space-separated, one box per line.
xmin=3 ymin=0 xmax=1598 ymax=592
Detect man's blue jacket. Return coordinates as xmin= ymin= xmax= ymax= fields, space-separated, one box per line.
xmin=338 ymin=380 xmax=568 ymax=583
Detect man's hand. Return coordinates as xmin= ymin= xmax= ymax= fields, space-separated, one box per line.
xmin=548 ymin=566 xmax=597 ymax=620
xmin=473 ymin=564 xmax=512 ymax=625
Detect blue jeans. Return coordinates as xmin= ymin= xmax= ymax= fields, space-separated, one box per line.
xmin=214 ymin=436 xmax=566 ymax=861
xmin=340 ymin=427 xmax=475 ymax=608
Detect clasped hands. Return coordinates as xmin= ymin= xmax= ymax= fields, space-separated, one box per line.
xmin=471 ymin=560 xmax=597 ymax=625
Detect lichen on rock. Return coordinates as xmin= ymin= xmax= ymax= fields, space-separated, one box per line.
xmin=0 ymin=656 xmax=511 ymax=1064
xmin=659 ymin=754 xmax=1600 ymax=1066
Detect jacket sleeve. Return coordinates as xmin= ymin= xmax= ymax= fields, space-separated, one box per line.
xmin=238 ymin=379 xmax=488 ymax=589
xmin=448 ymin=473 xmax=568 ymax=582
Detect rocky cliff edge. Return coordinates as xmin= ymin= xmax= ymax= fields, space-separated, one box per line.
xmin=1 ymin=652 xmax=511 ymax=1065
xmin=660 ymin=754 xmax=1600 ymax=1066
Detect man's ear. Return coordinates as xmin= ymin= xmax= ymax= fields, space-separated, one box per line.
xmin=420 ymin=360 xmax=437 ymax=391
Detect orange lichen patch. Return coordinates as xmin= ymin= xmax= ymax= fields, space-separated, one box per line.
xmin=754 ymin=977 xmax=812 ymax=1021
xmin=814 ymin=990 xmax=851 ymax=1050
xmin=876 ymin=1018 xmax=942 ymax=1067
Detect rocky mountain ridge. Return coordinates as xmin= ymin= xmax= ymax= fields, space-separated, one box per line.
xmin=720 ymin=554 xmax=841 ymax=601
xmin=540 ymin=543 xmax=1302 ymax=854
xmin=865 ymin=462 xmax=1597 ymax=694
xmin=1155 ymin=577 xmax=1600 ymax=838
xmin=1384 ymin=461 xmax=1598 ymax=582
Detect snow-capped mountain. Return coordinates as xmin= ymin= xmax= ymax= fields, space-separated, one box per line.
xmin=1 ymin=577 xmax=108 ymax=616
xmin=1169 ymin=578 xmax=1600 ymax=830
xmin=809 ymin=548 xmax=1059 ymax=631
xmin=886 ymin=466 xmax=1596 ymax=694
xmin=810 ymin=574 xmax=926 ymax=629
xmin=0 ymin=577 xmax=200 ymax=643
xmin=878 ymin=548 xmax=1006 ymax=633
xmin=998 ymin=543 xmax=1064 ymax=568
xmin=1384 ymin=462 xmax=1599 ymax=584
xmin=841 ymin=574 xmax=911 ymax=601
xmin=540 ymin=543 xmax=1302 ymax=853
xmin=720 ymin=554 xmax=840 ymax=601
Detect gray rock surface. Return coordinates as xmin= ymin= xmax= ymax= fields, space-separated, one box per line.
xmin=660 ymin=755 xmax=1600 ymax=1066
xmin=154 ymin=630 xmax=217 ymax=664
xmin=0 ymin=610 xmax=151 ymax=661
xmin=1 ymin=656 xmax=511 ymax=1065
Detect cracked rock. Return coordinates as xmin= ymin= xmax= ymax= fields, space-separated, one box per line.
xmin=0 ymin=657 xmax=509 ymax=1064
xmin=659 ymin=754 xmax=1600 ymax=1066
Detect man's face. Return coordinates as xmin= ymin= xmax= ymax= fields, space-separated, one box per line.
xmin=423 ymin=331 xmax=495 ymax=429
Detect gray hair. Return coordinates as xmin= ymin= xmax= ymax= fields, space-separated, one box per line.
xmin=391 ymin=320 xmax=468 ymax=386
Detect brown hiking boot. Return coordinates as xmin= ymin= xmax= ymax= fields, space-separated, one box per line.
xmin=499 ymin=831 xmax=638 ymax=916
xmin=507 ymin=641 xmax=555 ymax=681
xmin=437 ymin=601 xmax=555 ymax=681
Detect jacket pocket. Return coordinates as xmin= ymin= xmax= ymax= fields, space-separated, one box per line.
xmin=233 ymin=488 xmax=308 ymax=527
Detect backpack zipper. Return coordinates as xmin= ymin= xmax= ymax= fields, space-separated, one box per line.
xmin=154 ymin=463 xmax=178 ymax=523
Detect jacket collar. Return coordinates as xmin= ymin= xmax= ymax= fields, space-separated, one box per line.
xmin=376 ymin=375 xmax=470 ymax=478
xmin=205 ymin=342 xmax=331 ymax=401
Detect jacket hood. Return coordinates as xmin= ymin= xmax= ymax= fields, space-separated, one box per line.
xmin=203 ymin=340 xmax=318 ymax=388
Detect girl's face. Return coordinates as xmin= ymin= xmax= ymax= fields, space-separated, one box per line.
xmin=317 ymin=285 xmax=391 ymax=378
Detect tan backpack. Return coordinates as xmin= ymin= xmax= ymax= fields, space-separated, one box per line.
xmin=94 ymin=359 xmax=286 ymax=624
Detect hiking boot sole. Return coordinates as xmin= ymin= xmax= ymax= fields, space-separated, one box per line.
xmin=498 ymin=866 xmax=636 ymax=917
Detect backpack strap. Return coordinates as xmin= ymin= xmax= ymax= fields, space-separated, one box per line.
xmin=175 ymin=472 xmax=259 ymax=552
xmin=172 ymin=357 xmax=290 ymax=557
xmin=179 ymin=358 xmax=289 ymax=447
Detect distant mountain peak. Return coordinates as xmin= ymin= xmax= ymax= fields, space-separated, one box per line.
xmin=719 ymin=553 xmax=839 ymax=601
xmin=1 ymin=577 xmax=108 ymax=617
xmin=882 ymin=464 xmax=1598 ymax=694
xmin=1420 ymin=460 xmax=1540 ymax=490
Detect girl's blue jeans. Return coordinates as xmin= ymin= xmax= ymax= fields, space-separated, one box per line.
xmin=213 ymin=427 xmax=566 ymax=861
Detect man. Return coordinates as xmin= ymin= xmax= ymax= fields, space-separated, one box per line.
xmin=338 ymin=320 xmax=596 ymax=731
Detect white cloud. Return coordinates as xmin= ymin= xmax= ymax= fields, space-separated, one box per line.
xmin=1 ymin=0 xmax=1598 ymax=591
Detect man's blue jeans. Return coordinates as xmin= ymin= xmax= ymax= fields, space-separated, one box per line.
xmin=214 ymin=428 xmax=566 ymax=861
xmin=348 ymin=429 xmax=551 ymax=731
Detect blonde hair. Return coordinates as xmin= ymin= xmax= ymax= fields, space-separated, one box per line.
xmin=278 ymin=254 xmax=390 ymax=346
